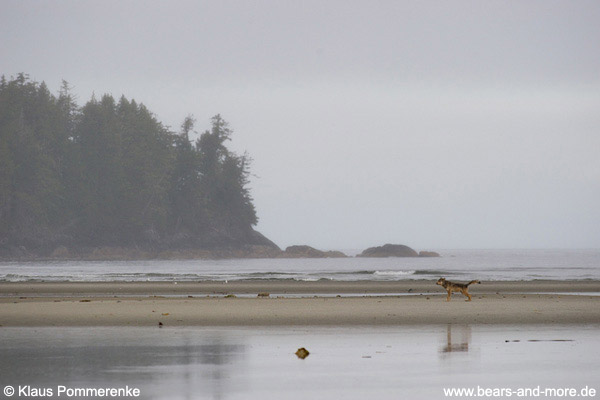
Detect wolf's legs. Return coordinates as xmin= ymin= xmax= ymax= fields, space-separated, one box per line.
xmin=464 ymin=290 xmax=472 ymax=301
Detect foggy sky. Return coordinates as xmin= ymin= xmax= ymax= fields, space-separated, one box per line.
xmin=2 ymin=0 xmax=599 ymax=249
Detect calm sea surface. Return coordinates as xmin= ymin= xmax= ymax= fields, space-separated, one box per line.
xmin=1 ymin=249 xmax=599 ymax=282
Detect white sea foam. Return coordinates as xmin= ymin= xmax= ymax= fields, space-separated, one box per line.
xmin=373 ymin=270 xmax=416 ymax=276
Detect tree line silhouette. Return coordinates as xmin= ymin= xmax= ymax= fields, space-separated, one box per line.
xmin=0 ymin=74 xmax=263 ymax=256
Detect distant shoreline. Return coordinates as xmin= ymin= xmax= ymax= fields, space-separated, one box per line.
xmin=0 ymin=243 xmax=440 ymax=261
xmin=1 ymin=280 xmax=599 ymax=327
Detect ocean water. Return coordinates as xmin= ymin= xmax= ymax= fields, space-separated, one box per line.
xmin=0 ymin=325 xmax=598 ymax=400
xmin=1 ymin=249 xmax=599 ymax=282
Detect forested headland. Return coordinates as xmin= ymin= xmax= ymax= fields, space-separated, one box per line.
xmin=0 ymin=74 xmax=279 ymax=259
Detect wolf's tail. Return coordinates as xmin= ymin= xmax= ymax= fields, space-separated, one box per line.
xmin=467 ymin=280 xmax=481 ymax=286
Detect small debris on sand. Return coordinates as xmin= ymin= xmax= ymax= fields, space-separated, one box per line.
xmin=257 ymin=293 xmax=270 ymax=298
xmin=295 ymin=347 xmax=310 ymax=359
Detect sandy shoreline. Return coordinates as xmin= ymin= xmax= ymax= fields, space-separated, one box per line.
xmin=2 ymin=279 xmax=600 ymax=296
xmin=1 ymin=280 xmax=599 ymax=326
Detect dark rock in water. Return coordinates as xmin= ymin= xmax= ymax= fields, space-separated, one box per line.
xmin=419 ymin=251 xmax=440 ymax=257
xmin=358 ymin=244 xmax=419 ymax=258
xmin=295 ymin=347 xmax=310 ymax=359
xmin=281 ymin=245 xmax=348 ymax=258
xmin=283 ymin=245 xmax=325 ymax=258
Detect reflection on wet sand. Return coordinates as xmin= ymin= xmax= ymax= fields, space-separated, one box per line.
xmin=440 ymin=324 xmax=471 ymax=354
xmin=0 ymin=329 xmax=247 ymax=400
xmin=127 ymin=334 xmax=247 ymax=400
xmin=195 ymin=337 xmax=246 ymax=400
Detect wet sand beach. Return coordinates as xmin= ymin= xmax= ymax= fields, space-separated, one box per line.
xmin=2 ymin=279 xmax=600 ymax=296
xmin=1 ymin=280 xmax=599 ymax=326
xmin=1 ymin=325 xmax=598 ymax=400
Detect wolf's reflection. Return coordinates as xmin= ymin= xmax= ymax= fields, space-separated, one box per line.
xmin=440 ymin=324 xmax=471 ymax=354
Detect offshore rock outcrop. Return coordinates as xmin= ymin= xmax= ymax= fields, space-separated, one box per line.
xmin=358 ymin=244 xmax=441 ymax=258
xmin=280 ymin=245 xmax=347 ymax=258
xmin=358 ymin=244 xmax=419 ymax=257
xmin=418 ymin=251 xmax=440 ymax=257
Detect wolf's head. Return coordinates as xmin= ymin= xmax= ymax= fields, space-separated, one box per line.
xmin=436 ymin=278 xmax=446 ymax=286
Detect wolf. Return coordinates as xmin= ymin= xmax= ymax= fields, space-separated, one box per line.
xmin=436 ymin=278 xmax=481 ymax=301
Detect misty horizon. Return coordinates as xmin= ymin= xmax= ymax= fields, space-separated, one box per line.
xmin=2 ymin=1 xmax=599 ymax=250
